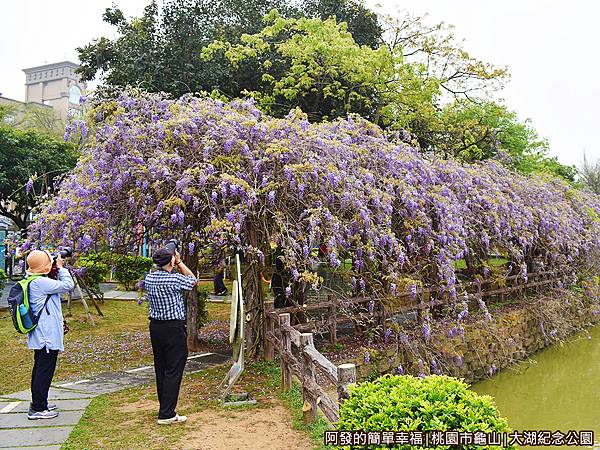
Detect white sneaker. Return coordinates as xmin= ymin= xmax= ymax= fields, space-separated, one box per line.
xmin=28 ymin=410 xmax=59 ymax=420
xmin=157 ymin=414 xmax=187 ymax=425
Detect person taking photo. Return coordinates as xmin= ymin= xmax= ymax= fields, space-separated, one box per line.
xmin=143 ymin=247 xmax=197 ymax=425
xmin=25 ymin=250 xmax=74 ymax=420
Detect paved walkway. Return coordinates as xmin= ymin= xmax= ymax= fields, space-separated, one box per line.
xmin=0 ymin=281 xmax=14 ymax=310
xmin=0 ymin=352 xmax=230 ymax=449
xmin=1 ymin=282 xmax=232 ymax=308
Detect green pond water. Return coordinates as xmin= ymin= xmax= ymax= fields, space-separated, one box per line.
xmin=472 ymin=323 xmax=600 ymax=448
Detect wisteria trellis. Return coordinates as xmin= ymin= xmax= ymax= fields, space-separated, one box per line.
xmin=25 ymin=92 xmax=600 ymax=354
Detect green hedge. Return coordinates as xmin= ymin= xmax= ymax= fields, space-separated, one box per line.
xmin=113 ymin=254 xmax=153 ymax=291
xmin=337 ymin=375 xmax=513 ymax=449
xmin=76 ymin=252 xmax=110 ymax=294
xmin=0 ymin=268 xmax=6 ymax=290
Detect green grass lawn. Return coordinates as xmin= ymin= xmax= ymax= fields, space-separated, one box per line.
xmin=453 ymin=256 xmax=509 ymax=270
xmin=0 ymin=300 xmax=153 ymax=395
xmin=0 ymin=298 xmax=232 ymax=396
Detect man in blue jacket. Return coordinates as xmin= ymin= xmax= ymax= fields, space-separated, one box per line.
xmin=25 ymin=250 xmax=74 ymax=420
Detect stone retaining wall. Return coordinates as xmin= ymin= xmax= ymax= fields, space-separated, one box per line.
xmin=350 ymin=291 xmax=600 ymax=383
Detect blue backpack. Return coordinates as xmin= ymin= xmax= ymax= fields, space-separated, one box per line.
xmin=7 ymin=276 xmax=51 ymax=334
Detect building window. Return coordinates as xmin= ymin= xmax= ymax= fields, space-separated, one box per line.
xmin=68 ymin=85 xmax=82 ymax=104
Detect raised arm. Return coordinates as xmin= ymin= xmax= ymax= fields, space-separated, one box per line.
xmin=38 ymin=268 xmax=74 ymax=295
xmin=174 ymin=251 xmax=197 ymax=279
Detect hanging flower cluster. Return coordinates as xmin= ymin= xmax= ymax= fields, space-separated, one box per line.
xmin=26 ymin=92 xmax=600 ymax=298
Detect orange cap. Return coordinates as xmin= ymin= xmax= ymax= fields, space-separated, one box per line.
xmin=26 ymin=250 xmax=52 ymax=275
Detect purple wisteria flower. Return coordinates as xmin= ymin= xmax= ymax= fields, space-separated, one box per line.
xmin=384 ymin=327 xmax=392 ymax=343
xmin=458 ymin=302 xmax=468 ymax=321
xmin=359 ymin=279 xmax=366 ymax=292
xmin=478 ymin=298 xmax=492 ymax=322
xmin=21 ymin=91 xmax=600 ymax=325
xmin=422 ymin=322 xmax=431 ymax=343
xmin=409 ymin=284 xmax=417 ymax=300
xmin=431 ymin=358 xmax=441 ymax=375
xmin=456 ymin=355 xmax=463 ymax=368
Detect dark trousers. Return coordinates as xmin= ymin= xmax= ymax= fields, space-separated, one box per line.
xmin=149 ymin=319 xmax=188 ymax=419
xmin=213 ymin=272 xmax=226 ymax=293
xmin=31 ymin=348 xmax=59 ymax=412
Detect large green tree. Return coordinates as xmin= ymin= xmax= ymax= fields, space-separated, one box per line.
xmin=0 ymin=103 xmax=65 ymax=137
xmin=203 ymin=13 xmax=393 ymax=122
xmin=0 ymin=125 xmax=78 ymax=230
xmin=77 ymin=2 xmax=575 ymax=182
xmin=76 ymin=0 xmax=381 ymax=98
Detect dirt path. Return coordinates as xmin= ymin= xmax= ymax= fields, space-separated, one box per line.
xmin=179 ymin=403 xmax=314 ymax=450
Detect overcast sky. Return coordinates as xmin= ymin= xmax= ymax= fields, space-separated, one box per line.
xmin=1 ymin=0 xmax=598 ymax=167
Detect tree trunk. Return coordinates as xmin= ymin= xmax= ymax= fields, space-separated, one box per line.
xmin=185 ymin=253 xmax=200 ymax=352
xmin=243 ymin=225 xmax=265 ymax=358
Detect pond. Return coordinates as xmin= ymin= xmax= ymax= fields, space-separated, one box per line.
xmin=472 ymin=323 xmax=600 ymax=448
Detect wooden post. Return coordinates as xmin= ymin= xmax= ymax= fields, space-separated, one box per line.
xmin=264 ymin=300 xmax=275 ymax=361
xmin=329 ymin=295 xmax=337 ymax=345
xmin=279 ymin=313 xmax=292 ymax=391
xmin=300 ymin=332 xmax=317 ymax=424
xmin=65 ymin=291 xmax=73 ymax=318
xmin=73 ymin=276 xmax=94 ymax=325
xmin=337 ymin=363 xmax=356 ymax=405
xmin=75 ymin=275 xmax=104 ymax=316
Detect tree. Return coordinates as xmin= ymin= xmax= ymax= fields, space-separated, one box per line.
xmin=25 ymin=93 xmax=600 ymax=356
xmin=203 ymin=13 xmax=393 ymax=122
xmin=0 ymin=103 xmax=65 ymax=137
xmin=379 ymin=11 xmax=508 ymax=102
xmin=76 ymin=0 xmax=381 ymax=99
xmin=302 ymin=0 xmax=382 ymax=48
xmin=0 ymin=125 xmax=78 ymax=230
xmin=411 ymin=99 xmax=577 ymax=181
xmin=579 ymin=154 xmax=600 ymax=194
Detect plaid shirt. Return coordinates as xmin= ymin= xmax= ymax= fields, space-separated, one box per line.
xmin=144 ymin=269 xmax=197 ymax=320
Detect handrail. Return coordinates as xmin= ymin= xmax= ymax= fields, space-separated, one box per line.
xmin=271 ymin=312 xmax=356 ymax=424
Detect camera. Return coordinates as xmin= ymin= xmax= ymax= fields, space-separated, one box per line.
xmin=48 ymin=247 xmax=73 ymax=280
xmin=164 ymin=239 xmax=179 ymax=255
xmin=52 ymin=247 xmax=73 ymax=263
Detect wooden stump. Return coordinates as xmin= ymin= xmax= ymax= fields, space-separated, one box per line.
xmin=279 ymin=313 xmax=293 ymax=391
xmin=264 ymin=300 xmax=275 ymax=361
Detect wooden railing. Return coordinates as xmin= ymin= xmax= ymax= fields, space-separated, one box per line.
xmin=265 ymin=269 xmax=568 ymax=346
xmin=262 ymin=270 xmax=568 ymax=423
xmin=265 ymin=312 xmax=356 ymax=423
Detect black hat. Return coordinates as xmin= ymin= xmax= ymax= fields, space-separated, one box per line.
xmin=152 ymin=248 xmax=173 ymax=267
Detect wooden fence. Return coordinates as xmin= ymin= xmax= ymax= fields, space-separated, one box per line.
xmin=265 ymin=312 xmax=356 ymax=423
xmin=266 ymin=269 xmax=567 ymax=346
xmin=262 ymin=269 xmax=568 ymax=423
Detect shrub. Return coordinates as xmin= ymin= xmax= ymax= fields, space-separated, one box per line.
xmin=197 ymin=285 xmax=209 ymax=328
xmin=0 ymin=268 xmax=7 ymax=290
xmin=113 ymin=254 xmax=153 ymax=290
xmin=75 ymin=252 xmax=110 ymax=294
xmin=337 ymin=375 xmax=514 ymax=449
